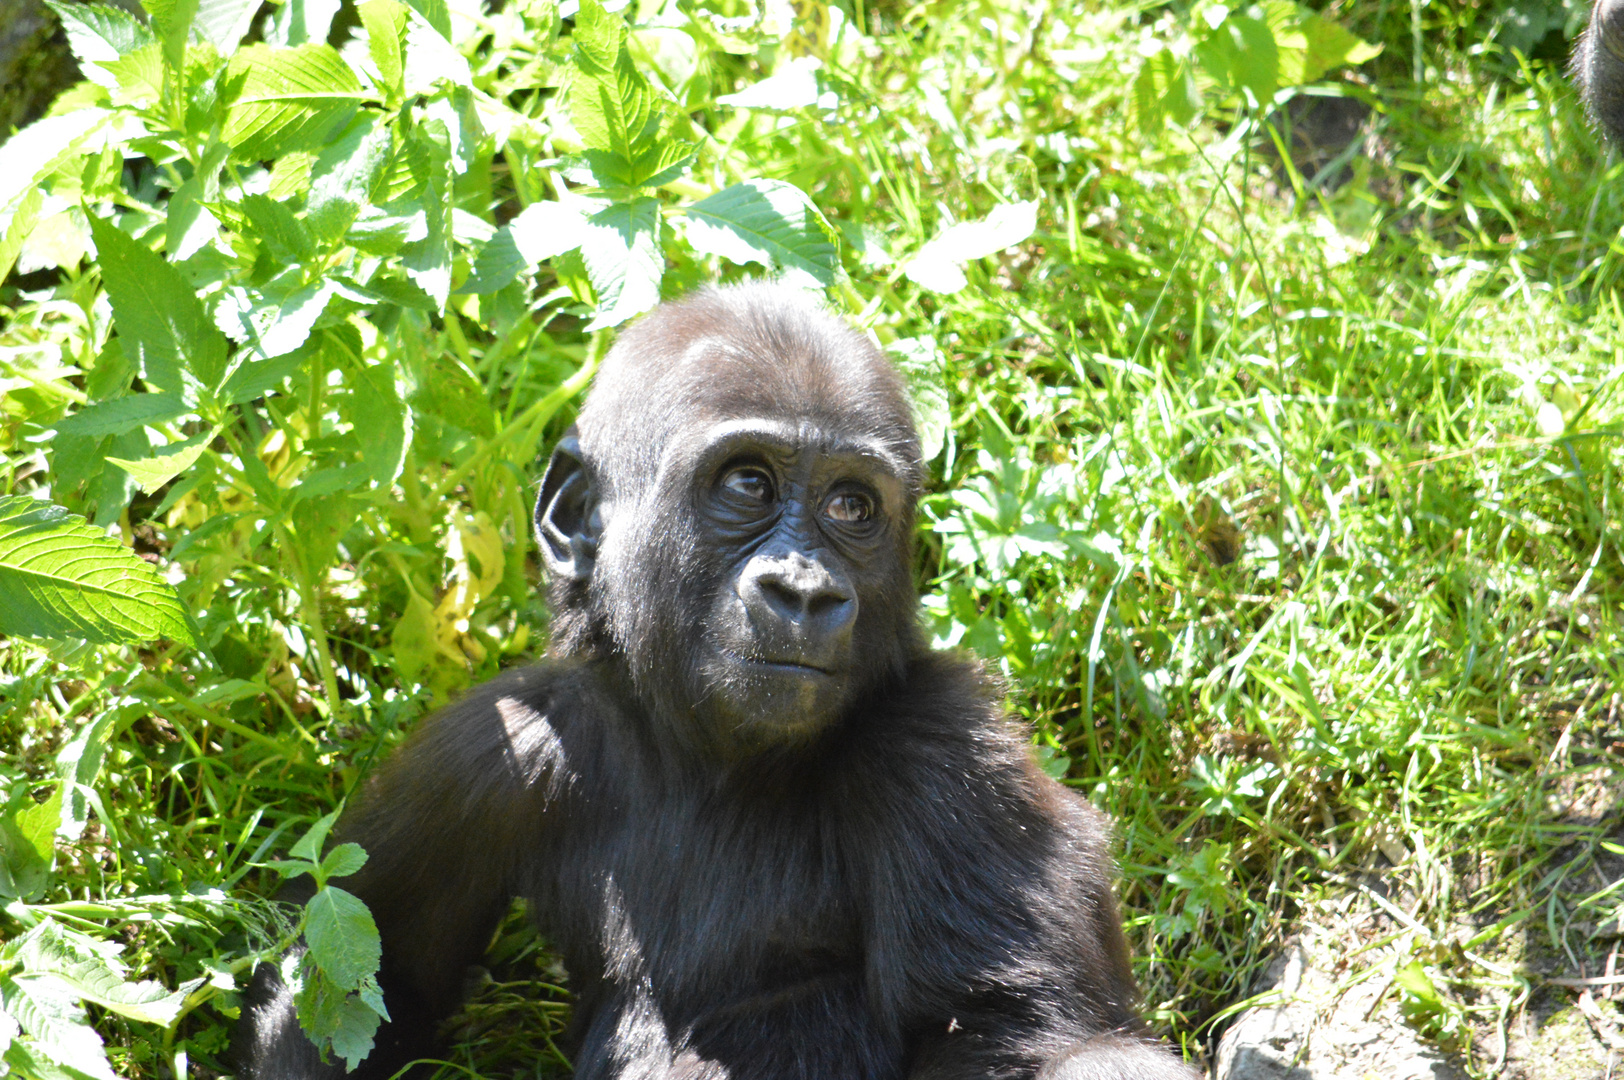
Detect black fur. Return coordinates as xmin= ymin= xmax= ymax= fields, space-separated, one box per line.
xmin=234 ymin=284 xmax=1196 ymax=1080
xmin=1575 ymin=0 xmax=1624 ymax=146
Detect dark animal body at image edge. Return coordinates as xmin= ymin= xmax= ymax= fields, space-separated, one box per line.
xmin=233 ymin=283 xmax=1198 ymax=1079
xmin=1575 ymin=0 xmax=1624 ymax=145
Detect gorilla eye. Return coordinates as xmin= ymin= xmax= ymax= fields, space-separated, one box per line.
xmin=823 ymin=491 xmax=875 ymax=524
xmin=721 ymin=467 xmax=775 ymax=504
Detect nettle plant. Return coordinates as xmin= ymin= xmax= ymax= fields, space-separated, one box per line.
xmin=0 ymin=0 xmax=862 ymax=1068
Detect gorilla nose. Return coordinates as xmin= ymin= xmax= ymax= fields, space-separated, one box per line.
xmin=740 ymin=557 xmax=857 ymax=645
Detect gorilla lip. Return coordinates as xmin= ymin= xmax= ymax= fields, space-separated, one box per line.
xmin=723 ymin=649 xmax=835 ymax=676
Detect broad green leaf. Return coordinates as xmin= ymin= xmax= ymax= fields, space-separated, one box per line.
xmin=304 ymin=886 xmax=381 ymax=990
xmin=193 ymin=0 xmax=261 ymax=52
xmin=9 ymin=922 xmax=192 ymax=1026
xmin=101 ymin=42 xmax=163 ymax=108
xmin=267 ymin=0 xmax=342 ymax=47
xmin=44 ymin=2 xmax=154 ymax=89
xmin=0 ymin=188 xmax=44 ymax=284
xmin=331 ymin=330 xmax=410 ymax=485
xmin=239 ymin=193 xmax=315 ymax=263
xmin=87 ymin=215 xmax=228 ymax=394
xmin=402 ymin=0 xmax=450 ymax=39
xmin=320 ymin=843 xmax=368 ymax=880
xmin=307 ymin=113 xmax=393 ymax=246
xmin=215 ymin=279 xmax=336 ymax=360
xmin=0 ymin=496 xmax=199 ymax=647
xmin=410 ymin=350 xmax=495 ymax=437
xmin=459 ymin=199 xmax=589 ymax=293
xmin=55 ymin=712 xmax=116 ymax=843
xmin=398 ymin=121 xmax=453 ymax=309
xmin=402 ymin=7 xmax=470 ymax=94
xmin=293 ymin=969 xmax=382 ymax=1071
xmin=902 ymin=201 xmax=1037 ymax=294
xmin=106 ymin=428 xmax=217 ymax=494
xmin=886 ymin=336 xmax=949 ymax=462
xmin=1 ymin=785 xmax=60 ymax=900
xmin=359 ymin=0 xmax=408 ymax=98
xmin=289 ymin=809 xmax=340 ymax=862
xmin=52 ymin=392 xmax=188 ymax=439
xmin=580 ymin=197 xmax=663 ymax=330
xmin=166 ymin=147 xmax=225 ymax=260
xmin=683 ymin=179 xmax=839 ymax=287
xmin=222 ymin=44 xmax=368 ymax=161
xmin=572 ymin=0 xmax=628 ymax=76
xmin=143 ymin=0 xmax=201 ymax=71
xmin=0 ymin=970 xmax=116 ymax=1080
xmin=716 ymin=54 xmax=821 ymax=110
xmin=0 ymin=109 xmax=111 ymax=216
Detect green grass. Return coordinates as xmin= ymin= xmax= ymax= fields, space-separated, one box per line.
xmin=4 ymin=0 xmax=1624 ymax=1073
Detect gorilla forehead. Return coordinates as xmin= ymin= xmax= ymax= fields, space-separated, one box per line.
xmin=575 ymin=284 xmax=922 ymax=500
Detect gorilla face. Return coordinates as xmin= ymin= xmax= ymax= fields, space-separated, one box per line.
xmin=683 ymin=417 xmax=912 ymax=748
xmin=534 ymin=286 xmax=923 ymax=757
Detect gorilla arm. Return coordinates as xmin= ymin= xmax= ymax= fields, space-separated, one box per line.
xmin=846 ymin=660 xmax=1196 ymax=1080
xmin=235 ymin=665 xmax=569 ymax=1080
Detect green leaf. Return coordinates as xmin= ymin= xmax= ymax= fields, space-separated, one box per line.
xmin=397 ymin=120 xmax=454 ymax=310
xmin=105 ymin=428 xmax=217 ymax=494
xmin=320 ymin=842 xmax=368 ymax=880
xmin=683 ymin=179 xmax=839 ymax=287
xmin=141 ymin=0 xmax=200 ymax=72
xmin=266 ymin=0 xmax=342 ymax=47
xmin=87 ymin=215 xmax=228 ymax=394
xmin=0 ymin=496 xmax=199 ymax=647
xmin=458 ymin=199 xmax=589 ymax=293
xmin=359 ymin=0 xmax=407 ymax=98
xmin=902 ymin=201 xmax=1037 ymax=294
xmin=566 ymin=0 xmax=681 ymax=191
xmin=239 ymin=193 xmax=314 ymax=263
xmin=193 ymin=0 xmax=261 ymax=52
xmin=215 ymin=279 xmax=336 ymax=361
xmin=304 ymin=886 xmax=381 ymax=990
xmin=307 ymin=114 xmax=393 ymax=245
xmin=293 ymin=968 xmax=382 ymax=1071
xmin=0 ymin=110 xmax=110 ymax=219
xmin=101 ymin=41 xmax=163 ymax=108
xmin=1 ymin=785 xmax=61 ymax=900
xmin=0 ymin=188 xmax=45 ymax=284
xmin=222 ymin=44 xmax=368 ymax=161
xmin=289 ymin=809 xmax=341 ymax=862
xmin=410 ymin=349 xmax=495 ymax=437
xmin=330 ymin=329 xmax=410 ymax=485
xmin=44 ymin=2 xmax=154 ymax=88
xmin=580 ymin=197 xmax=663 ymax=330
xmin=53 ymin=393 xmax=189 ymax=440
xmin=885 ymin=336 xmax=949 ymax=462
xmin=9 ymin=922 xmax=192 ymax=1027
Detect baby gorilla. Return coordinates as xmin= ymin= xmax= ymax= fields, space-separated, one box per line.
xmin=236 ymin=284 xmax=1197 ymax=1079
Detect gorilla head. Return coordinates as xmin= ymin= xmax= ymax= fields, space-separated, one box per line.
xmin=535 ymin=286 xmax=925 ymax=757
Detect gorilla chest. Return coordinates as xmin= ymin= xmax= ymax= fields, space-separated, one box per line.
xmin=547 ymin=790 xmax=860 ymax=998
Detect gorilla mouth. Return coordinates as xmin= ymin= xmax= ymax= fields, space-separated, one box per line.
xmin=722 ymin=649 xmax=835 ymax=677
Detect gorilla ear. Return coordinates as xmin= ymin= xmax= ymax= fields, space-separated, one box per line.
xmin=535 ymin=432 xmax=601 ymax=584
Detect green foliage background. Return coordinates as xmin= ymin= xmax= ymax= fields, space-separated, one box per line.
xmin=1 ymin=0 xmax=1622 ymax=1073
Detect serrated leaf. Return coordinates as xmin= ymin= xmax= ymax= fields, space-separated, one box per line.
xmin=100 ymin=41 xmax=163 ymax=108
xmin=266 ymin=0 xmax=342 ymax=47
xmin=0 ymin=972 xmax=115 ymax=1080
xmin=143 ymin=0 xmax=200 ymax=71
xmin=580 ymin=197 xmax=663 ymax=329
xmin=293 ymin=969 xmax=381 ymax=1070
xmin=320 ymin=842 xmax=368 ymax=880
xmin=886 ymin=336 xmax=949 ymax=462
xmin=87 ymin=215 xmax=228 ymax=394
xmin=45 ymin=2 xmax=154 ymax=89
xmin=683 ymin=179 xmax=838 ymax=286
xmin=304 ymin=886 xmax=381 ymax=990
xmin=0 ymin=109 xmax=111 ymax=217
xmin=307 ymin=114 xmax=392 ymax=245
xmin=10 ymin=922 xmax=191 ymax=1027
xmin=238 ymin=193 xmax=314 ymax=263
xmin=402 ymin=7 xmax=469 ymax=95
xmin=289 ymin=810 xmax=340 ymax=863
xmin=53 ymin=393 xmax=188 ymax=439
xmin=458 ymin=199 xmax=589 ymax=293
xmin=222 ymin=44 xmax=368 ymax=161
xmin=193 ymin=0 xmax=260 ymax=52
xmin=902 ymin=201 xmax=1037 ymax=294
xmin=106 ymin=428 xmax=217 ymax=493
xmin=359 ymin=0 xmax=407 ymax=98
xmin=0 ymin=496 xmax=199 ymax=647
xmin=0 ymin=187 xmax=45 ymax=283
xmin=716 ymin=54 xmax=821 ymax=110
xmin=215 ymin=279 xmax=335 ymax=360
xmin=398 ymin=121 xmax=453 ymax=310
